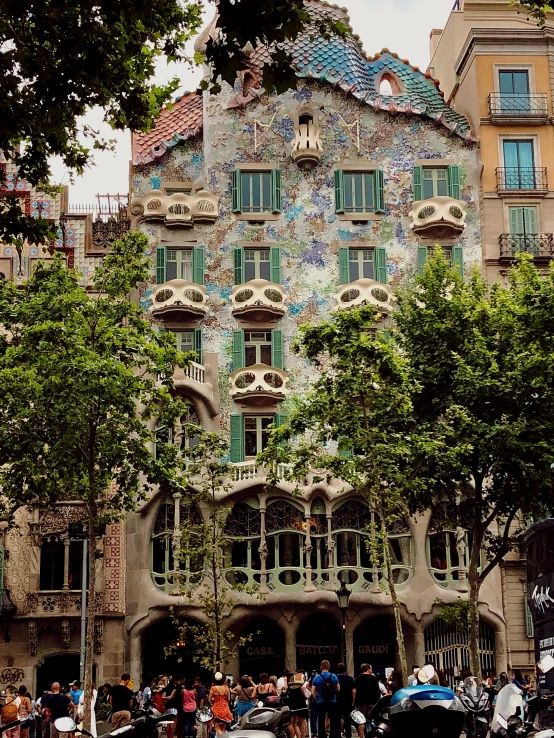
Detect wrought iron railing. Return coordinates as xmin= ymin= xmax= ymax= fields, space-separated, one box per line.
xmin=496 ymin=168 xmax=548 ymax=191
xmin=499 ymin=233 xmax=554 ymax=259
xmin=489 ymin=93 xmax=548 ymax=117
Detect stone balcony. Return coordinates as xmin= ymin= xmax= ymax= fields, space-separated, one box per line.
xmin=150 ymin=280 xmax=207 ymax=322
xmin=24 ymin=590 xmax=104 ymax=616
xmin=130 ymin=189 xmax=219 ymax=227
xmin=291 ymin=122 xmax=323 ymax=170
xmin=409 ymin=196 xmax=467 ymax=239
xmin=229 ymin=364 xmax=290 ymax=406
xmin=231 ymin=279 xmax=287 ymax=323
xmin=335 ymin=278 xmax=394 ymax=313
xmin=230 ymin=460 xmax=293 ymax=482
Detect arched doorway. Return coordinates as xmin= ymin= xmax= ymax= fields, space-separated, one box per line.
xmin=296 ymin=612 xmax=341 ymax=674
xmin=424 ymin=619 xmax=496 ymax=687
xmin=36 ymin=654 xmax=80 ymax=695
xmin=239 ymin=617 xmax=285 ymax=681
xmin=353 ymin=616 xmax=396 ymax=679
xmin=142 ymin=618 xmax=210 ymax=683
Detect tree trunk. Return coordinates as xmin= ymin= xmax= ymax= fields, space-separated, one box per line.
xmin=468 ymin=557 xmax=481 ymax=678
xmin=380 ymin=515 xmax=408 ymax=686
xmin=83 ymin=496 xmax=97 ymax=731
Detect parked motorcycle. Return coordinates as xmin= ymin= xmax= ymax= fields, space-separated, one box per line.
xmin=491 ymin=683 xmax=534 ymax=738
xmin=233 ymin=704 xmax=291 ymax=738
xmin=459 ymin=677 xmax=490 ymax=738
xmin=55 ymin=708 xmax=176 ymax=738
xmin=351 ymin=698 xmax=393 ymax=738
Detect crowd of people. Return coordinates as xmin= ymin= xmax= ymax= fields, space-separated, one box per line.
xmin=0 ymin=664 xmax=536 ymax=738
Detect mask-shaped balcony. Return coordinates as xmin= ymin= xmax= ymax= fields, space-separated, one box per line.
xmin=291 ymin=120 xmax=323 ymax=170
xmin=229 ymin=364 xmax=290 ymax=407
xmin=150 ymin=279 xmax=208 ymax=322
xmin=409 ymin=196 xmax=467 ymax=239
xmin=231 ymin=280 xmax=287 ymax=323
xmin=335 ymin=278 xmax=394 ymax=314
xmin=130 ymin=189 xmax=219 ymax=227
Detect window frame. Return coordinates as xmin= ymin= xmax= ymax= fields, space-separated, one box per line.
xmin=244 ymin=330 xmax=272 ymax=367
xmin=498 ymin=135 xmax=541 ymax=190
xmin=334 ymin=164 xmax=385 ymax=220
xmin=166 ymin=248 xmax=193 ymax=282
xmin=244 ymin=415 xmax=274 ymax=457
xmin=494 ymin=64 xmax=535 ymax=95
xmin=232 ymin=164 xmax=282 ymax=221
xmin=348 ymin=247 xmax=375 ymax=282
xmin=244 ymin=247 xmax=271 ymax=281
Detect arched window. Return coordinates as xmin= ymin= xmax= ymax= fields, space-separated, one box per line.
xmin=332 ymin=499 xmax=413 ymax=590
xmin=265 ymin=499 xmax=304 ymax=590
xmin=427 ymin=503 xmax=477 ymax=589
xmin=223 ymin=500 xmax=261 ymax=587
xmin=308 ymin=498 xmax=330 ymax=588
xmin=155 ymin=403 xmax=200 ymax=458
xmin=151 ymin=499 xmax=203 ymax=592
xmin=39 ymin=536 xmax=83 ymax=591
xmin=379 ymin=79 xmax=394 ymax=96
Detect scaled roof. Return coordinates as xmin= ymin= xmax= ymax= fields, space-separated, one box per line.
xmin=132 ymin=1 xmax=474 ymax=166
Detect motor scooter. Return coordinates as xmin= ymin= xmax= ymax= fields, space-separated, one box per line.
xmin=55 ymin=708 xmax=176 ymax=738
xmin=233 ymin=702 xmax=290 ymax=738
xmin=459 ymin=677 xmax=490 ymax=738
xmin=196 ymin=706 xmax=276 ymax=738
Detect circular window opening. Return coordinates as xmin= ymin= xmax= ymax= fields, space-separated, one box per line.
xmin=184 ymin=289 xmax=204 ymax=303
xmin=418 ymin=205 xmax=436 ymax=220
xmin=279 ymin=570 xmax=301 ymax=585
xmin=371 ymin=287 xmax=389 ymax=303
xmin=264 ymin=288 xmax=283 ymax=303
xmin=155 ymin=288 xmax=173 ymax=302
xmin=235 ymin=289 xmax=254 ymax=304
xmin=235 ymin=372 xmax=255 ymax=389
xmin=341 ymin=288 xmax=360 ymax=303
xmin=264 ymin=372 xmax=284 ymax=389
xmin=449 ymin=205 xmax=464 ymax=219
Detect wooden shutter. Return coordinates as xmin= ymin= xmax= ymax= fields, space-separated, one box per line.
xmin=232 ymin=330 xmax=245 ymax=371
xmin=230 ymin=414 xmax=245 ymax=463
xmin=447 ymin=165 xmax=461 ymax=200
xmin=383 ymin=329 xmax=391 ymax=344
xmin=156 ymin=245 xmax=167 ymax=285
xmin=270 ymin=246 xmax=281 ymax=284
xmin=271 ymin=330 xmax=284 ymax=370
xmin=274 ymin=413 xmax=286 ymax=429
xmin=525 ymin=600 xmax=534 ymax=638
xmin=334 ymin=170 xmax=345 ymax=213
xmin=193 ymin=328 xmax=203 ymax=366
xmin=523 ymin=206 xmax=538 ymax=235
xmin=271 ymin=169 xmax=282 ymax=213
xmin=509 ymin=206 xmax=524 ymax=235
xmin=338 ymin=246 xmax=350 ymax=285
xmin=234 ymin=246 xmax=245 ymax=285
xmin=338 ymin=437 xmax=353 ymax=458
xmin=232 ymin=169 xmax=242 ymax=213
xmin=374 ymin=246 xmax=388 ymax=284
xmin=374 ymin=169 xmax=385 ymax=213
xmin=452 ymin=245 xmax=464 ymax=279
xmin=417 ymin=245 xmax=428 ymax=277
xmin=413 ymin=165 xmax=423 ymax=201
xmin=192 ymin=246 xmax=205 ymax=285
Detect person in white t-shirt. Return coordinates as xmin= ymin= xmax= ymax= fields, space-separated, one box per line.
xmin=78 ymin=687 xmax=97 ymax=738
xmin=276 ymin=671 xmax=288 ymax=696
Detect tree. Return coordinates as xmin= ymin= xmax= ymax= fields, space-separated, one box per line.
xmin=517 ymin=1 xmax=553 ymax=23
xmin=0 ymin=0 xmax=344 ymax=246
xmin=260 ymin=306 xmax=429 ymax=686
xmin=158 ymin=430 xmax=259 ymax=670
xmin=0 ymin=232 xmax=188 ymax=727
xmin=395 ymin=251 xmax=554 ymax=675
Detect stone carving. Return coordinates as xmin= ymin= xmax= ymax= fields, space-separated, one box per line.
xmin=28 ymin=620 xmax=38 ymax=656
xmin=90 ymin=211 xmax=131 ymax=253
xmin=130 ymin=190 xmax=219 ymax=227
xmin=29 ymin=505 xmax=86 ymax=545
xmin=150 ymin=279 xmax=208 ymax=321
xmin=409 ymin=196 xmax=467 ymax=239
xmin=61 ymin=618 xmax=71 ymax=648
xmin=230 ymin=364 xmax=290 ymax=406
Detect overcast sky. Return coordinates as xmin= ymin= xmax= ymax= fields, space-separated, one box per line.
xmin=50 ymin=0 xmax=454 ymax=207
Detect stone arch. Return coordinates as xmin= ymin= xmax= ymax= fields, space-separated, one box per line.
xmin=141 ymin=615 xmax=206 ymax=682
xmin=295 ymin=611 xmax=341 ymax=673
xmin=239 ymin=616 xmax=285 ymax=681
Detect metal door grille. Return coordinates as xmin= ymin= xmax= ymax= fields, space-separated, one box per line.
xmin=424 ymin=619 xmax=496 ymax=687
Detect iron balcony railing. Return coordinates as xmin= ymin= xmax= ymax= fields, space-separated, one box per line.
xmin=496 ymin=168 xmax=548 ymax=191
xmin=489 ymin=93 xmax=548 ymax=117
xmin=499 ymin=233 xmax=554 ymax=259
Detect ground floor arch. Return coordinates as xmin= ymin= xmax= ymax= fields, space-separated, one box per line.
xmin=36 ymin=653 xmax=80 ymax=695
xmin=141 ymin=617 xmax=210 ymax=683
xmin=424 ymin=618 xmax=496 ymax=687
xmin=295 ymin=611 xmax=341 ymax=674
xmin=239 ymin=617 xmax=285 ymax=681
xmin=353 ymin=616 xmax=396 ymax=679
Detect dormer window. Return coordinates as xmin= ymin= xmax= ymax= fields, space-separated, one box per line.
xmin=299 ymin=114 xmax=313 ymax=127
xmin=379 ymin=79 xmax=394 ymax=96
xmin=291 ymin=110 xmax=323 ymax=170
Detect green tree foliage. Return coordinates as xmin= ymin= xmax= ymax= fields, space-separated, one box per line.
xmin=516 ymin=1 xmax=553 ymax=23
xmin=260 ymin=306 xmax=430 ymax=685
xmin=0 ymin=231 xmax=188 ymax=726
xmin=395 ymin=251 xmax=554 ymax=675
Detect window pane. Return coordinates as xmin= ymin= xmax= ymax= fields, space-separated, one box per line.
xmin=259 ymin=250 xmax=270 ymax=280
xmin=364 ymin=173 xmax=374 ymax=210
xmin=513 ymin=71 xmax=530 ymax=95
xmin=344 ymin=173 xmax=354 ymax=210
xmin=174 ymin=331 xmax=193 ymax=353
xmin=166 ymin=251 xmax=177 ymax=281
xmin=68 ymin=541 xmax=83 ymax=590
xmin=245 ymin=346 xmax=256 ymax=367
xmin=354 ymin=174 xmax=363 ymax=212
xmin=152 ymin=537 xmax=167 ymax=574
xmin=362 ymin=250 xmax=374 ymax=279
xmin=242 ymin=173 xmax=252 ymax=211
xmin=262 ymin=173 xmax=271 ymax=211
xmin=423 ymin=178 xmax=434 ymax=200
xmin=180 ymin=251 xmax=192 ymax=281
xmin=279 ymin=533 xmax=301 ymax=567
xmin=349 ymin=250 xmax=360 ymax=282
xmin=260 ymin=344 xmax=272 ymax=365
xmin=40 ymin=540 xmax=65 ymax=590
xmin=499 ymin=71 xmax=514 ymax=94
xmin=251 ymin=173 xmax=261 ymax=211
xmin=437 ymin=178 xmax=448 ymax=196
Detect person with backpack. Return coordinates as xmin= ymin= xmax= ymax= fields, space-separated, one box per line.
xmin=311 ymin=660 xmax=340 ymax=738
xmin=16 ymin=686 xmax=33 ymax=738
xmin=1 ymin=690 xmax=20 ymax=738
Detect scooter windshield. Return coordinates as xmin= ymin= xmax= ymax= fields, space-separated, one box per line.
xmin=491 ymin=684 xmax=523 ymax=733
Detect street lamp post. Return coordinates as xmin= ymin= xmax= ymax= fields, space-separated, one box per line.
xmin=335 ymin=583 xmax=351 ymax=668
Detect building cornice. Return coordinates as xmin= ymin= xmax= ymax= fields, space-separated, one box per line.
xmin=456 ymin=27 xmax=554 ymax=76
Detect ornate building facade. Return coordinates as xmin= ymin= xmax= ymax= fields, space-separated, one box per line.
xmin=0 ymin=0 xmax=532 ymax=694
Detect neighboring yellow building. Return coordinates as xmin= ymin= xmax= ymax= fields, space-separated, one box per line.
xmin=431 ymin=0 xmax=554 ymax=284
xmin=431 ymin=0 xmax=541 ymax=676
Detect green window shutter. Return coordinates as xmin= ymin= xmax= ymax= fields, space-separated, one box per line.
xmin=509 ymin=207 xmax=524 ymax=235
xmin=413 ymin=165 xmax=423 ymax=201
xmin=271 ymin=169 xmax=282 ymax=213
xmin=232 ymin=169 xmax=242 ymax=213
xmin=271 ymin=330 xmax=284 ymax=370
xmin=156 ymin=245 xmax=167 ymax=285
xmin=525 ymin=600 xmax=534 ymax=638
xmin=374 ymin=169 xmax=385 ymax=213
xmin=338 ymin=246 xmax=350 ymax=285
xmin=192 ymin=246 xmax=205 ymax=285
xmin=234 ymin=246 xmax=245 ymax=285
xmin=193 ymin=328 xmax=203 ymax=365
xmin=232 ymin=330 xmax=245 ymax=371
xmin=447 ymin=165 xmax=461 ymax=200
xmin=334 ymin=170 xmax=345 ymax=213
xmin=452 ymin=245 xmax=464 ymax=279
xmin=374 ymin=246 xmax=388 ymax=284
xmin=417 ymin=245 xmax=428 ymax=277
xmin=270 ymin=246 xmax=281 ymax=284
xmin=0 ymin=548 xmax=4 ymax=592
xmin=383 ymin=329 xmax=391 ymax=344
xmin=230 ymin=414 xmax=245 ymax=463
xmin=338 ymin=437 xmax=353 ymax=458
xmin=274 ymin=413 xmax=286 ymax=429
xmin=523 ymin=206 xmax=538 ymax=234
